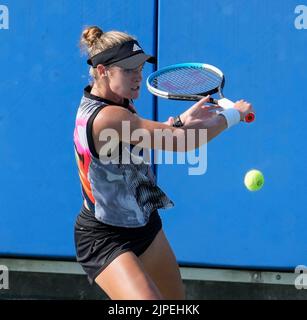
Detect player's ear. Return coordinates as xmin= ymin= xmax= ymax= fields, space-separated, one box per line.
xmin=96 ymin=64 xmax=108 ymax=77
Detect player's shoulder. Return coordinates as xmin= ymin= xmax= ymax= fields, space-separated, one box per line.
xmin=95 ymin=104 xmax=138 ymax=130
xmin=98 ymin=104 xmax=135 ymax=118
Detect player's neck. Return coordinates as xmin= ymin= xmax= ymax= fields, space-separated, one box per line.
xmin=91 ymin=83 xmax=124 ymax=105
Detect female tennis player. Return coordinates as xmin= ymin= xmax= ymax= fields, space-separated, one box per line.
xmin=73 ymin=26 xmax=254 ymax=300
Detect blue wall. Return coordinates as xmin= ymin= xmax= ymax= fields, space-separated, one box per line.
xmin=1 ymin=0 xmax=306 ymax=270
xmin=157 ymin=0 xmax=307 ymax=270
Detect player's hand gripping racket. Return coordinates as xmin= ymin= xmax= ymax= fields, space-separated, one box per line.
xmin=146 ymin=63 xmax=255 ymax=123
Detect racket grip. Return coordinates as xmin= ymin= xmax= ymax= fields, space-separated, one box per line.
xmin=213 ymin=98 xmax=255 ymax=123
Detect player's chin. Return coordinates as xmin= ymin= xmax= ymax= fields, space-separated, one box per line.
xmin=130 ymin=88 xmax=141 ymax=99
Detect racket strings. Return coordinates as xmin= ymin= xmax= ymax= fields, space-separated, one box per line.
xmin=150 ymin=66 xmax=222 ymax=94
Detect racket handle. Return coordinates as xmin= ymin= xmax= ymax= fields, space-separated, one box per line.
xmin=210 ymin=97 xmax=255 ymax=123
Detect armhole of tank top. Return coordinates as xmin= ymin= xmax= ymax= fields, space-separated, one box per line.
xmin=86 ymin=106 xmax=105 ymax=159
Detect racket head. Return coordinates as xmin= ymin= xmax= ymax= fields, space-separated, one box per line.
xmin=147 ymin=63 xmax=225 ymax=101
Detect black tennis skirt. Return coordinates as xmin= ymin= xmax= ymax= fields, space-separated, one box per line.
xmin=74 ymin=205 xmax=162 ymax=284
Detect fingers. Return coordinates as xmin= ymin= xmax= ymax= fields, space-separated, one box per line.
xmin=235 ymin=99 xmax=253 ymax=109
xmin=190 ymin=95 xmax=211 ymax=110
xmin=201 ymin=105 xmax=223 ymax=112
xmin=197 ymin=95 xmax=211 ymax=105
xmin=234 ymin=99 xmax=255 ymax=121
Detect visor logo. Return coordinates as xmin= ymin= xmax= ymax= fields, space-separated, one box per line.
xmin=133 ymin=43 xmax=142 ymax=52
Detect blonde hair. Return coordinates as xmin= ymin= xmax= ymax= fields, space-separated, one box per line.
xmin=80 ymin=26 xmax=134 ymax=80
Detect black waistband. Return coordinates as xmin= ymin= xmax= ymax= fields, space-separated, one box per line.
xmin=76 ymin=204 xmax=160 ymax=231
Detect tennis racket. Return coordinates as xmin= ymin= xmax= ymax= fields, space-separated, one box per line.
xmin=147 ymin=62 xmax=255 ymax=123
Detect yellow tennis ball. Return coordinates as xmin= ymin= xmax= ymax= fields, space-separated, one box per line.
xmin=244 ymin=169 xmax=264 ymax=191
